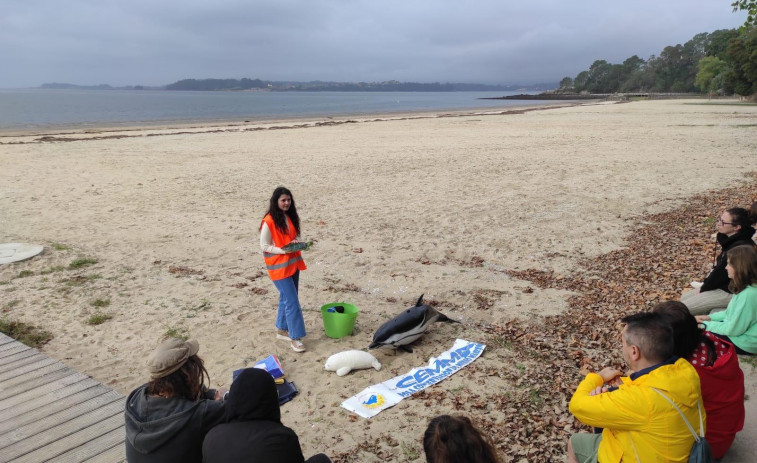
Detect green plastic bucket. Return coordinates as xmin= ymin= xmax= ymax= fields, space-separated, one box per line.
xmin=321 ymin=302 xmax=359 ymax=339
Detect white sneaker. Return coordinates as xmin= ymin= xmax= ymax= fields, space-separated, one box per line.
xmin=276 ymin=330 xmax=291 ymax=341
xmin=290 ymin=339 xmax=305 ymax=353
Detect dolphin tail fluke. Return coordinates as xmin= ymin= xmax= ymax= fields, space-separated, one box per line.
xmin=415 ymin=293 xmax=424 ymax=307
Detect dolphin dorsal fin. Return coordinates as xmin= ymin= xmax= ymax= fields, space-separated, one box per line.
xmin=415 ymin=294 xmax=424 ymax=307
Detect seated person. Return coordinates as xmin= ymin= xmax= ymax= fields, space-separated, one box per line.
xmin=125 ymin=338 xmax=227 ymax=463
xmin=697 ymin=244 xmax=757 ymax=355
xmin=751 ymin=200 xmax=757 ymax=244
xmin=423 ymin=414 xmax=501 ymax=463
xmin=682 ymin=207 xmax=755 ymax=315
xmin=202 ymin=368 xmax=331 ymax=463
xmin=568 ymin=312 xmax=702 ymax=463
xmin=653 ymin=301 xmax=744 ymax=459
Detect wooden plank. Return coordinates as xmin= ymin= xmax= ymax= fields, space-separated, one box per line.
xmin=0 ymin=385 xmax=113 ymax=434
xmin=0 ymin=393 xmax=123 ymax=448
xmin=0 ymin=371 xmax=90 ymax=412
xmin=0 ymin=342 xmax=31 ymax=358
xmin=46 ymin=427 xmax=126 ymax=463
xmin=0 ymin=357 xmax=57 ymax=383
xmin=0 ymin=399 xmax=124 ymax=459
xmin=0 ymin=348 xmax=39 ymax=366
xmin=0 ymin=378 xmax=100 ymax=419
xmin=0 ymin=361 xmax=68 ymax=391
xmin=9 ymin=413 xmax=125 ymax=463
xmin=0 ymin=334 xmax=17 ymax=348
xmin=1 ymin=367 xmax=81 ymax=397
xmin=0 ymin=351 xmax=52 ymax=373
xmin=80 ymin=441 xmax=127 ymax=463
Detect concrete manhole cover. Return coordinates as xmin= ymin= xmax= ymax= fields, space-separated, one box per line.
xmin=0 ymin=243 xmax=44 ymax=264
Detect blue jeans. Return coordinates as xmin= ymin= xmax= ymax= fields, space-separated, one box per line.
xmin=272 ymin=271 xmax=306 ymax=340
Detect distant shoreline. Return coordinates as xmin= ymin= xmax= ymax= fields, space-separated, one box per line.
xmin=482 ymin=93 xmax=606 ymax=100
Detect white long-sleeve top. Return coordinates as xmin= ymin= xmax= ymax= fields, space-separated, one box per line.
xmin=259 ymin=221 xmax=300 ymax=255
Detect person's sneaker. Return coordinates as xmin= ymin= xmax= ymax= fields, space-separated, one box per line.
xmin=276 ymin=330 xmax=291 ymax=341
xmin=290 ymin=339 xmax=305 ymax=353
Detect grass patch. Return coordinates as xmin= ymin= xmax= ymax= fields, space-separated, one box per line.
xmin=0 ymin=280 xmax=9 ymax=285
xmin=528 ymin=387 xmax=544 ymax=406
xmin=91 ymin=298 xmax=111 ymax=308
xmin=51 ymin=243 xmax=71 ymax=251
xmin=68 ymin=258 xmax=98 ymax=269
xmin=401 ymin=443 xmax=421 ymax=461
xmin=0 ymin=318 xmax=53 ymax=347
xmin=17 ymin=270 xmax=34 ymax=278
xmin=4 ymin=299 xmax=21 ymax=309
xmin=163 ymin=325 xmax=190 ymax=341
xmin=86 ymin=312 xmax=112 ymax=325
xmin=41 ymin=265 xmax=65 ymax=275
xmin=184 ymin=299 xmax=211 ymax=318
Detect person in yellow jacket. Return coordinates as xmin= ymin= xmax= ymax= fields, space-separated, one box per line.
xmin=568 ymin=312 xmax=703 ymax=463
xmin=260 ymin=187 xmax=308 ymax=353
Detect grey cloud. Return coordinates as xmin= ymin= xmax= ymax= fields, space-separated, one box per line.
xmin=0 ymin=0 xmax=748 ymax=88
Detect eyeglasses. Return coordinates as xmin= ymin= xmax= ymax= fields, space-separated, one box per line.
xmin=717 ymin=218 xmax=734 ymax=226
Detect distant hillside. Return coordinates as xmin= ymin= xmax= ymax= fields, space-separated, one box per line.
xmin=40 ymin=83 xmax=162 ymax=90
xmin=164 ymin=79 xmax=558 ymax=92
xmin=39 ymin=79 xmax=558 ymax=92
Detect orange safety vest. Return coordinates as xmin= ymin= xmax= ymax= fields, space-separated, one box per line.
xmin=261 ymin=214 xmax=307 ymax=281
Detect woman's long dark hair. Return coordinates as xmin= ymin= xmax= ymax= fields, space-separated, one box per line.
xmin=423 ymin=415 xmax=501 ymax=463
xmin=727 ymin=245 xmax=757 ymax=294
xmin=146 ymin=355 xmax=209 ymax=400
xmin=653 ymin=301 xmax=716 ymax=366
xmin=262 ymin=186 xmax=300 ymax=235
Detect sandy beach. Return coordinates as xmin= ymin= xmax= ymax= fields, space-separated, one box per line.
xmin=2 ymin=99 xmax=757 ymax=461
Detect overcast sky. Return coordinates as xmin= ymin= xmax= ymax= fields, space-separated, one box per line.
xmin=0 ymin=0 xmax=748 ymax=88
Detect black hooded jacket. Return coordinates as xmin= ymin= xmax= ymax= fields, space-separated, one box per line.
xmin=124 ymin=385 xmax=225 ymax=463
xmin=700 ymin=226 xmax=756 ymax=293
xmin=202 ymin=368 xmax=310 ymax=463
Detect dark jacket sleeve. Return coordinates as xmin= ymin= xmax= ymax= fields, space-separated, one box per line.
xmin=701 ymin=240 xmax=756 ymax=293
xmin=198 ymin=400 xmax=227 ymax=436
xmin=700 ymin=257 xmax=729 ymax=293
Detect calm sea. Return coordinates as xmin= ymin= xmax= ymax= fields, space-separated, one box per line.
xmin=0 ymin=88 xmax=552 ymax=132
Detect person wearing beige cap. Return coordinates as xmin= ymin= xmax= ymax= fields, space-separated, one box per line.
xmin=124 ymin=338 xmax=227 ymax=463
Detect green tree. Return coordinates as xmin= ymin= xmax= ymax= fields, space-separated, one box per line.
xmin=732 ymin=0 xmax=757 ymax=27
xmin=706 ymin=29 xmax=740 ymax=59
xmin=573 ymin=71 xmax=590 ymax=92
xmin=695 ymin=56 xmax=728 ymax=95
xmin=726 ymin=27 xmax=757 ymax=96
xmin=559 ymin=77 xmax=574 ymax=90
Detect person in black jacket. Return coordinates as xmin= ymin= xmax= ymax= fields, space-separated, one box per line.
xmin=682 ymin=207 xmax=756 ymax=315
xmin=202 ymin=368 xmax=331 ymax=463
xmin=125 ymin=338 xmax=227 ymax=463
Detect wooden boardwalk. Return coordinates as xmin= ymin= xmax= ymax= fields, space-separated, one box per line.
xmin=0 ymin=333 xmax=126 ymax=463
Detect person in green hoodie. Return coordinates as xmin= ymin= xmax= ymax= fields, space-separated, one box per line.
xmin=697 ymin=245 xmax=757 ymax=355
xmin=124 ymin=338 xmax=227 ymax=463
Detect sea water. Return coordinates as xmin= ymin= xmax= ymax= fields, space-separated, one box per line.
xmin=0 ymin=88 xmax=552 ymax=132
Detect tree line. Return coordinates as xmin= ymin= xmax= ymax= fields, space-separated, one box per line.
xmin=558 ymin=26 xmax=757 ymax=97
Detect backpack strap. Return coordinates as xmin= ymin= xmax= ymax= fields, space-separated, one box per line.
xmin=652 ymin=387 xmax=704 ymax=440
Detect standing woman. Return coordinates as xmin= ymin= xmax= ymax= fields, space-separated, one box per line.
xmin=697 ymin=245 xmax=757 ymax=355
xmin=682 ymin=207 xmax=755 ymax=314
xmin=260 ymin=187 xmax=308 ymax=353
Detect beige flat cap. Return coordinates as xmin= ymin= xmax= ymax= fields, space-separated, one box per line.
xmin=147 ymin=338 xmax=200 ymax=379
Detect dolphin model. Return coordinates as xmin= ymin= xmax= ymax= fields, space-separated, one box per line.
xmin=369 ymin=294 xmax=459 ymax=353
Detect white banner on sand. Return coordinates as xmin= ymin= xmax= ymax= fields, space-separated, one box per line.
xmin=341 ymin=339 xmax=486 ymax=418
